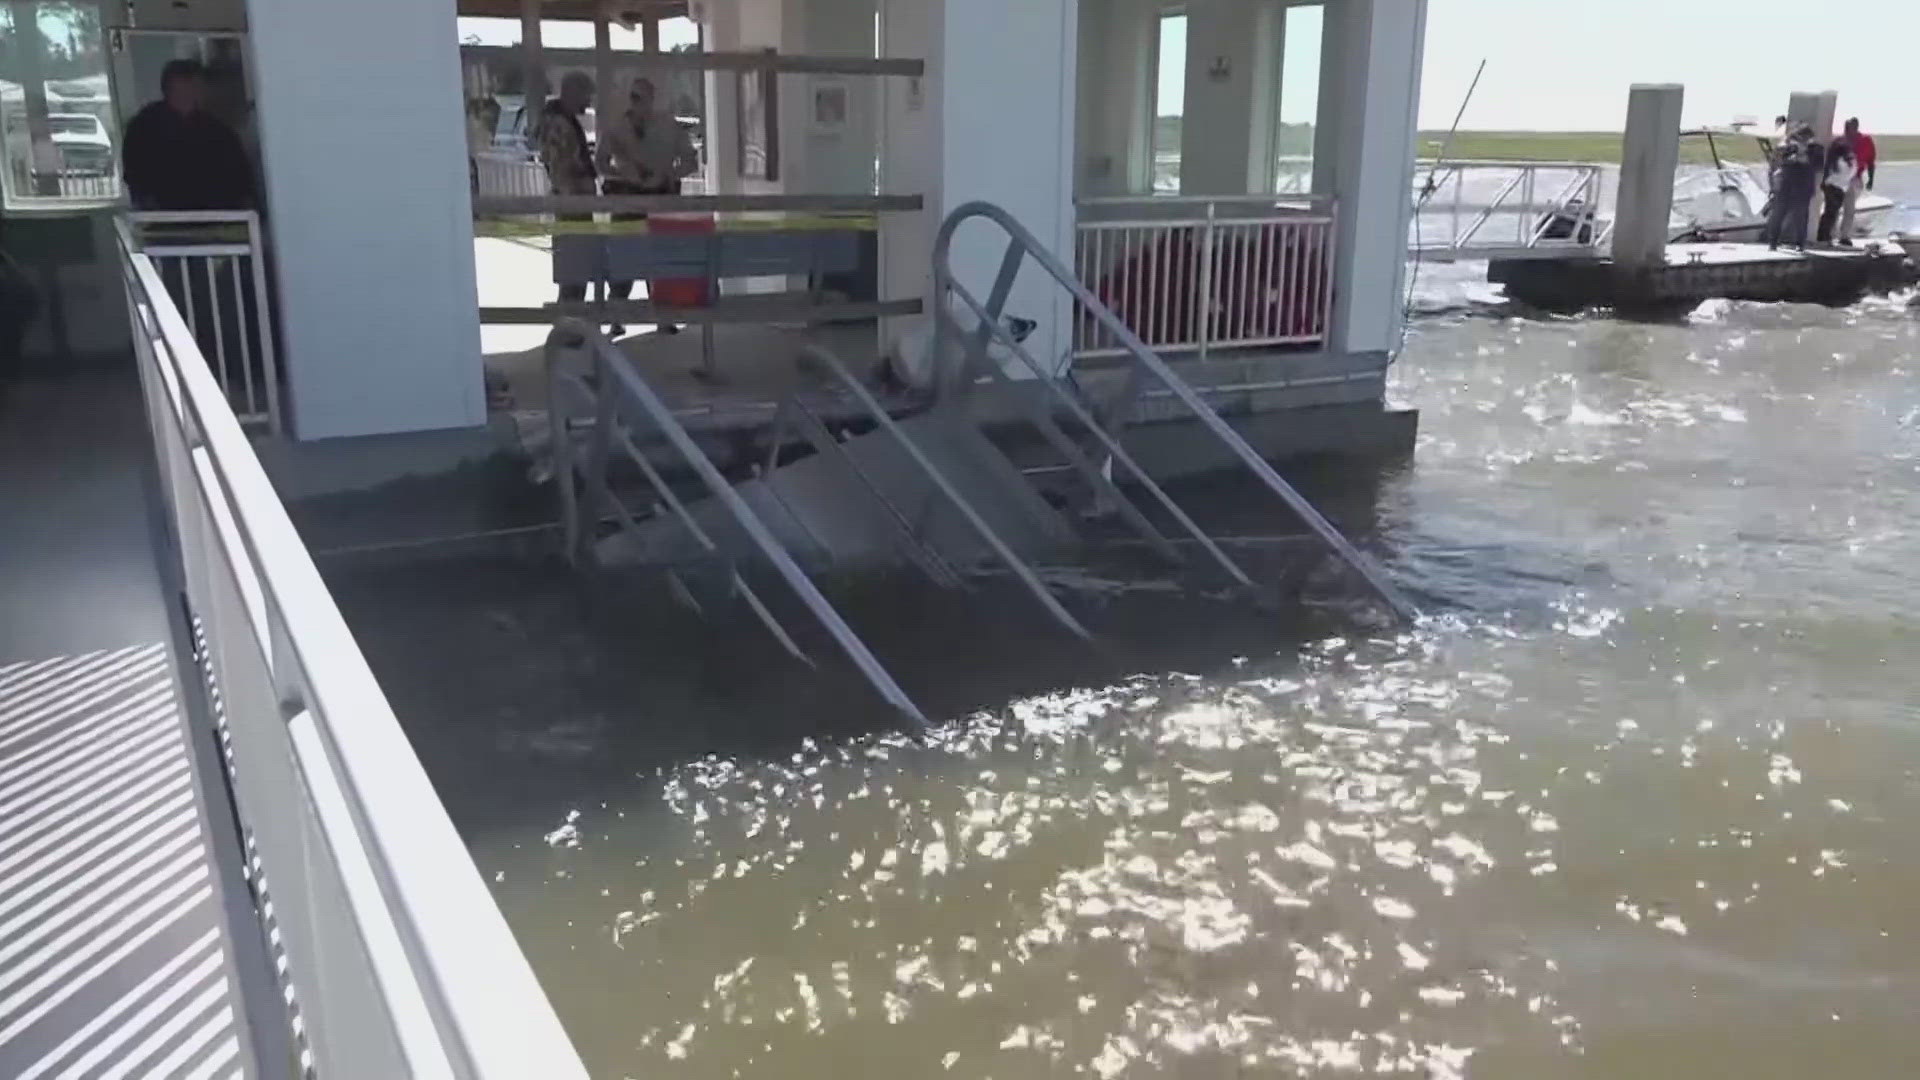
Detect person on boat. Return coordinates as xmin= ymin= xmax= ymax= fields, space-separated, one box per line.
xmin=122 ymin=59 xmax=254 ymax=211
xmin=1817 ymin=139 xmax=1857 ymax=245
xmin=1763 ymin=125 xmax=1821 ymax=251
xmin=1836 ymin=117 xmax=1878 ymax=242
xmin=596 ymin=76 xmax=699 ymax=332
xmin=536 ymin=71 xmax=598 ymax=305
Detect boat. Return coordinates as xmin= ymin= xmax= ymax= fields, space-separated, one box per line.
xmin=1668 ymin=125 xmax=1895 ymax=242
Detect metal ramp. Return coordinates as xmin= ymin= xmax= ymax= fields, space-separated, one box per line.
xmin=548 ymin=202 xmax=1415 ymax=729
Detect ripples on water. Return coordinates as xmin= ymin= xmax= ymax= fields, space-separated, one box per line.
xmin=462 ymin=259 xmax=1920 ymax=1076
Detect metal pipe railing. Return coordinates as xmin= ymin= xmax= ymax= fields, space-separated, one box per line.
xmin=934 ymin=201 xmax=1417 ymax=623
xmin=115 ymin=217 xmax=589 ymax=1079
xmin=546 ymin=322 xmax=930 ymax=729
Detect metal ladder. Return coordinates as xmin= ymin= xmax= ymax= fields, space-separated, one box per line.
xmin=931 ymin=200 xmax=1418 ymax=623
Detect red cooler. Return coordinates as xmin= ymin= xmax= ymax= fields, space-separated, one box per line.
xmin=648 ymin=213 xmax=714 ymax=308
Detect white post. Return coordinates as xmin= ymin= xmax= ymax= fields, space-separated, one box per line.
xmin=249 ymin=0 xmax=486 ymax=438
xmin=1319 ymin=0 xmax=1428 ymax=356
xmin=962 ymin=0 xmax=1077 ymax=375
xmin=1614 ymin=84 xmax=1684 ymax=268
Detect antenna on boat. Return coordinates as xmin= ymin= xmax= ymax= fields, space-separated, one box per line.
xmin=1400 ymin=58 xmax=1487 ymax=364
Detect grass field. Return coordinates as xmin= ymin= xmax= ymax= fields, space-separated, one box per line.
xmin=1419 ymin=130 xmax=1920 ymax=165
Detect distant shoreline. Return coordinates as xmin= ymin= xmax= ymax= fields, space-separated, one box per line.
xmin=1419 ymin=130 xmax=1920 ymax=165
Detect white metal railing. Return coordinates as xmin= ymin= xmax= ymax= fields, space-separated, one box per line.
xmin=1072 ymin=195 xmax=1336 ymax=360
xmin=130 ymin=211 xmax=282 ymax=434
xmin=1409 ymin=160 xmax=1609 ymax=260
xmin=114 ymin=218 xmax=588 ymax=1079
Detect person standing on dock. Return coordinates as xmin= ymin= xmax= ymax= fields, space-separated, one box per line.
xmin=1836 ymin=118 xmax=1878 ymax=243
xmin=1818 ymin=140 xmax=1857 ymax=245
xmin=537 ymin=71 xmax=599 ymax=306
xmin=596 ymin=76 xmax=700 ymax=333
xmin=1764 ymin=125 xmax=1821 ymax=251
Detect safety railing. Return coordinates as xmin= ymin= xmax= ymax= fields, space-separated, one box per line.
xmin=1410 ymin=160 xmax=1609 ymax=261
xmin=545 ymin=322 xmax=932 ymax=728
xmin=935 ymin=201 xmax=1417 ymax=622
xmin=129 ymin=211 xmax=282 ymax=435
xmin=1072 ymin=195 xmax=1336 ymax=361
xmin=115 ymin=217 xmax=589 ymax=1080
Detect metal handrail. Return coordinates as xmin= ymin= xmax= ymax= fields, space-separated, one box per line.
xmin=1412 ymin=161 xmax=1607 ymax=259
xmin=932 ymin=201 xmax=1417 ymax=622
xmin=116 ymin=217 xmax=589 ymax=1079
xmin=546 ymin=322 xmax=930 ymax=729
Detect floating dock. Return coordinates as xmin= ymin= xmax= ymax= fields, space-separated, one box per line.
xmin=1491 ymin=240 xmax=1919 ymax=313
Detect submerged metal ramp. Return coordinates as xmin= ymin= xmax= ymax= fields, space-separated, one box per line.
xmin=548 ymin=202 xmax=1414 ymax=727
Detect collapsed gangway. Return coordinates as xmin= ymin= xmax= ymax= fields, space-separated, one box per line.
xmin=548 ymin=202 xmax=1417 ymax=728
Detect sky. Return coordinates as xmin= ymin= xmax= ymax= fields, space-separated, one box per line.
xmin=1418 ymin=0 xmax=1920 ymax=133
xmin=1155 ymin=0 xmax=1920 ymax=133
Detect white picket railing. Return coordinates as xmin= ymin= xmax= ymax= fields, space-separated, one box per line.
xmin=1073 ymin=195 xmax=1336 ymax=360
xmin=130 ymin=211 xmax=282 ymax=434
xmin=115 ymin=217 xmax=589 ymax=1080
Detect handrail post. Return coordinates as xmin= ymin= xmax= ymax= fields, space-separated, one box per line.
xmin=1196 ymin=200 xmax=1215 ymax=364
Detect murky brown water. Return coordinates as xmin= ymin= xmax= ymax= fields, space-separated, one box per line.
xmin=338 ymin=171 xmax=1920 ymax=1077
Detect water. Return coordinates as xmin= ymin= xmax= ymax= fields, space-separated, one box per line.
xmin=336 ymin=167 xmax=1920 ymax=1077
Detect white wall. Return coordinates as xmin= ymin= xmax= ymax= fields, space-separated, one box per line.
xmin=1076 ymin=0 xmax=1155 ymax=196
xmin=790 ymin=0 xmax=879 ymax=196
xmin=1318 ymin=0 xmax=1426 ymax=356
xmin=1178 ymin=0 xmax=1282 ymax=195
xmin=248 ymin=0 xmax=485 ymax=439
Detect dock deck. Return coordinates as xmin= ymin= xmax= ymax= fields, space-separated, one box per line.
xmin=0 ymin=372 xmax=269 ymax=1079
xmin=1490 ymin=239 xmax=1919 ymax=312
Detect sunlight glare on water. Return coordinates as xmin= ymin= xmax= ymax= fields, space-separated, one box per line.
xmin=415 ymin=167 xmax=1920 ymax=1079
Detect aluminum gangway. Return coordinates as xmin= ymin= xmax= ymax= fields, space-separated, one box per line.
xmin=551 ymin=203 xmax=1415 ymax=727
xmin=0 ymin=219 xmax=593 ymax=1079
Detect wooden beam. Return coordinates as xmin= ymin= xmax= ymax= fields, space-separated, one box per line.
xmin=460 ymin=44 xmax=924 ymax=78
xmin=480 ymin=297 xmax=924 ymax=325
xmin=473 ymin=193 xmax=923 ymax=215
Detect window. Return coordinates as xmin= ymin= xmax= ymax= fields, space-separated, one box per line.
xmin=1275 ymin=2 xmax=1322 ymax=193
xmin=0 ymin=0 xmax=119 ymax=208
xmin=1151 ymin=11 xmax=1186 ymax=194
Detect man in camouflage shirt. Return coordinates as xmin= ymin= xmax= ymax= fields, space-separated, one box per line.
xmin=538 ymin=72 xmax=598 ymax=303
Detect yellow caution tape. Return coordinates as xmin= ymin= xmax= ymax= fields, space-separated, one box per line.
xmin=473 ymin=213 xmax=880 ymax=238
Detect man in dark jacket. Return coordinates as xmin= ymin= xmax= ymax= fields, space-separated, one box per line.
xmin=121 ymin=59 xmax=253 ymax=211
xmin=1763 ymin=125 xmax=1822 ymax=251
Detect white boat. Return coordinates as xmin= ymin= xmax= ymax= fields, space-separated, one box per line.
xmin=1669 ymin=126 xmax=1895 ymax=242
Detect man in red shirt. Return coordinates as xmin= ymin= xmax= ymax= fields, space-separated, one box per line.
xmin=1838 ymin=117 xmax=1877 ymax=242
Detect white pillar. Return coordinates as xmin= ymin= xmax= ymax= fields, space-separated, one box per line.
xmin=1075 ymin=0 xmax=1156 ymax=196
xmin=881 ymin=0 xmax=1079 ymax=376
xmin=1319 ymin=0 xmax=1426 ymax=356
xmin=249 ymin=0 xmax=486 ymax=439
xmin=1178 ymin=0 xmax=1281 ymax=195
xmin=1614 ymin=84 xmax=1684 ymax=268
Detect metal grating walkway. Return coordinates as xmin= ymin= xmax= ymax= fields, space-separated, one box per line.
xmin=0 ymin=643 xmax=247 ymax=1079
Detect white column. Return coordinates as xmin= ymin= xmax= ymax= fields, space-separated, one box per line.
xmin=1319 ymin=0 xmax=1427 ymax=356
xmin=1178 ymin=0 xmax=1281 ymax=195
xmin=880 ymin=0 xmax=1079 ymax=376
xmin=1614 ymin=84 xmax=1684 ymax=268
xmin=1076 ymin=0 xmax=1156 ymax=197
xmin=248 ymin=0 xmax=486 ymax=439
